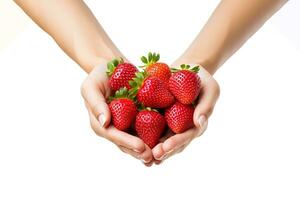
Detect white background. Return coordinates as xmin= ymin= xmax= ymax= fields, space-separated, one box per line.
xmin=1 ymin=0 xmax=300 ymax=199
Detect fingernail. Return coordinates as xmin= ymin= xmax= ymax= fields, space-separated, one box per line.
xmin=198 ymin=115 xmax=207 ymax=129
xmin=98 ymin=114 xmax=106 ymax=127
xmin=166 ymin=149 xmax=174 ymax=154
xmin=141 ymin=159 xmax=148 ymax=163
xmin=133 ymin=149 xmax=141 ymax=153
xmin=158 ymin=149 xmax=174 ymax=160
xmin=158 ymin=153 xmax=167 ymax=160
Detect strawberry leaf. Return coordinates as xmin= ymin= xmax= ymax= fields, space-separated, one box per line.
xmin=106 ymin=62 xmax=116 ymax=76
xmin=109 ymin=87 xmax=135 ymax=102
xmin=171 ymin=67 xmax=179 ymax=73
xmin=155 ymin=53 xmax=160 ymax=62
xmin=112 ymin=59 xmax=119 ymax=67
xmin=106 ymin=57 xmax=124 ymax=76
xmin=140 ymin=52 xmax=161 ymax=66
xmin=141 ymin=56 xmax=148 ymax=64
xmin=128 ymin=71 xmax=147 ymax=97
xmin=191 ymin=65 xmax=200 ymax=73
xmin=129 ymin=87 xmax=138 ymax=97
xmin=171 ymin=64 xmax=200 ymax=73
xmin=148 ymin=52 xmax=153 ymax=62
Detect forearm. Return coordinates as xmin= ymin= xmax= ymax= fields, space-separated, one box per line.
xmin=178 ymin=0 xmax=287 ymax=74
xmin=14 ymin=0 xmax=122 ymax=73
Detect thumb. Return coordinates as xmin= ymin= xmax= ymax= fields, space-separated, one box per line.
xmin=193 ymin=78 xmax=220 ymax=129
xmin=81 ymin=79 xmax=111 ymax=127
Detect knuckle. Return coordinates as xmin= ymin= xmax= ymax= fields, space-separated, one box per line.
xmin=206 ymin=106 xmax=214 ymax=117
xmin=132 ymin=139 xmax=145 ymax=152
xmin=90 ymin=102 xmax=102 ymax=113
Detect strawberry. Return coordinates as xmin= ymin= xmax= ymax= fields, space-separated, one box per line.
xmin=169 ymin=64 xmax=201 ymax=104
xmin=129 ymin=72 xmax=174 ymax=108
xmin=109 ymin=87 xmax=138 ymax=131
xmin=135 ymin=109 xmax=166 ymax=148
xmin=140 ymin=52 xmax=171 ymax=84
xmin=106 ymin=58 xmax=138 ymax=91
xmin=165 ymin=102 xmax=195 ymax=134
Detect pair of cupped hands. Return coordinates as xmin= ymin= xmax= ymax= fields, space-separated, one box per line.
xmin=80 ymin=57 xmax=220 ymax=167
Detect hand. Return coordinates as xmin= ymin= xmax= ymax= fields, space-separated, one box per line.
xmin=81 ymin=63 xmax=154 ymax=166
xmin=152 ymin=65 xmax=220 ymax=164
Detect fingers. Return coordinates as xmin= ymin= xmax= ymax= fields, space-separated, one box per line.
xmin=153 ymin=128 xmax=198 ymax=161
xmin=81 ymin=66 xmax=154 ymax=166
xmin=106 ymin=127 xmax=146 ymax=153
xmin=159 ymin=129 xmax=175 ymax=143
xmin=140 ymin=145 xmax=154 ymax=166
xmin=81 ymin=78 xmax=111 ymax=127
xmin=119 ymin=145 xmax=153 ymax=165
xmin=87 ymin=104 xmax=146 ymax=153
xmin=153 ymin=129 xmax=177 ymax=161
xmin=193 ymin=69 xmax=220 ymax=129
xmin=152 ymin=143 xmax=164 ymax=160
xmin=159 ymin=143 xmax=188 ymax=161
xmin=153 ymin=126 xmax=207 ymax=162
xmin=88 ymin=102 xmax=153 ymax=165
xmin=162 ymin=129 xmax=195 ymax=153
xmin=139 ymin=145 xmax=154 ymax=164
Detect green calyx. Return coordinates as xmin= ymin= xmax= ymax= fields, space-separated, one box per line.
xmin=109 ymin=87 xmax=133 ymax=102
xmin=128 ymin=71 xmax=147 ymax=97
xmin=140 ymin=52 xmax=160 ymax=67
xmin=171 ymin=64 xmax=200 ymax=73
xmin=106 ymin=57 xmax=124 ymax=76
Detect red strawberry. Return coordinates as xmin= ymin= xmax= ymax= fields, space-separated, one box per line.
xmin=135 ymin=109 xmax=166 ymax=148
xmin=106 ymin=58 xmax=138 ymax=91
xmin=165 ymin=102 xmax=195 ymax=134
xmin=169 ymin=64 xmax=201 ymax=104
xmin=109 ymin=87 xmax=138 ymax=131
xmin=140 ymin=52 xmax=171 ymax=84
xmin=129 ymin=72 xmax=174 ymax=108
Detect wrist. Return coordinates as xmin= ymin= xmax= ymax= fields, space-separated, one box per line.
xmin=173 ymin=54 xmax=218 ymax=75
xmin=79 ymin=52 xmax=124 ymax=74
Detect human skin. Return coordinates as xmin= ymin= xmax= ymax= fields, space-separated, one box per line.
xmin=14 ymin=0 xmax=287 ymax=166
xmin=152 ymin=0 xmax=287 ymax=165
xmin=14 ymin=0 xmax=154 ymax=165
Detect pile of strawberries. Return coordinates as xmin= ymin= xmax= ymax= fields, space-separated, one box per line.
xmin=106 ymin=53 xmax=201 ymax=148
